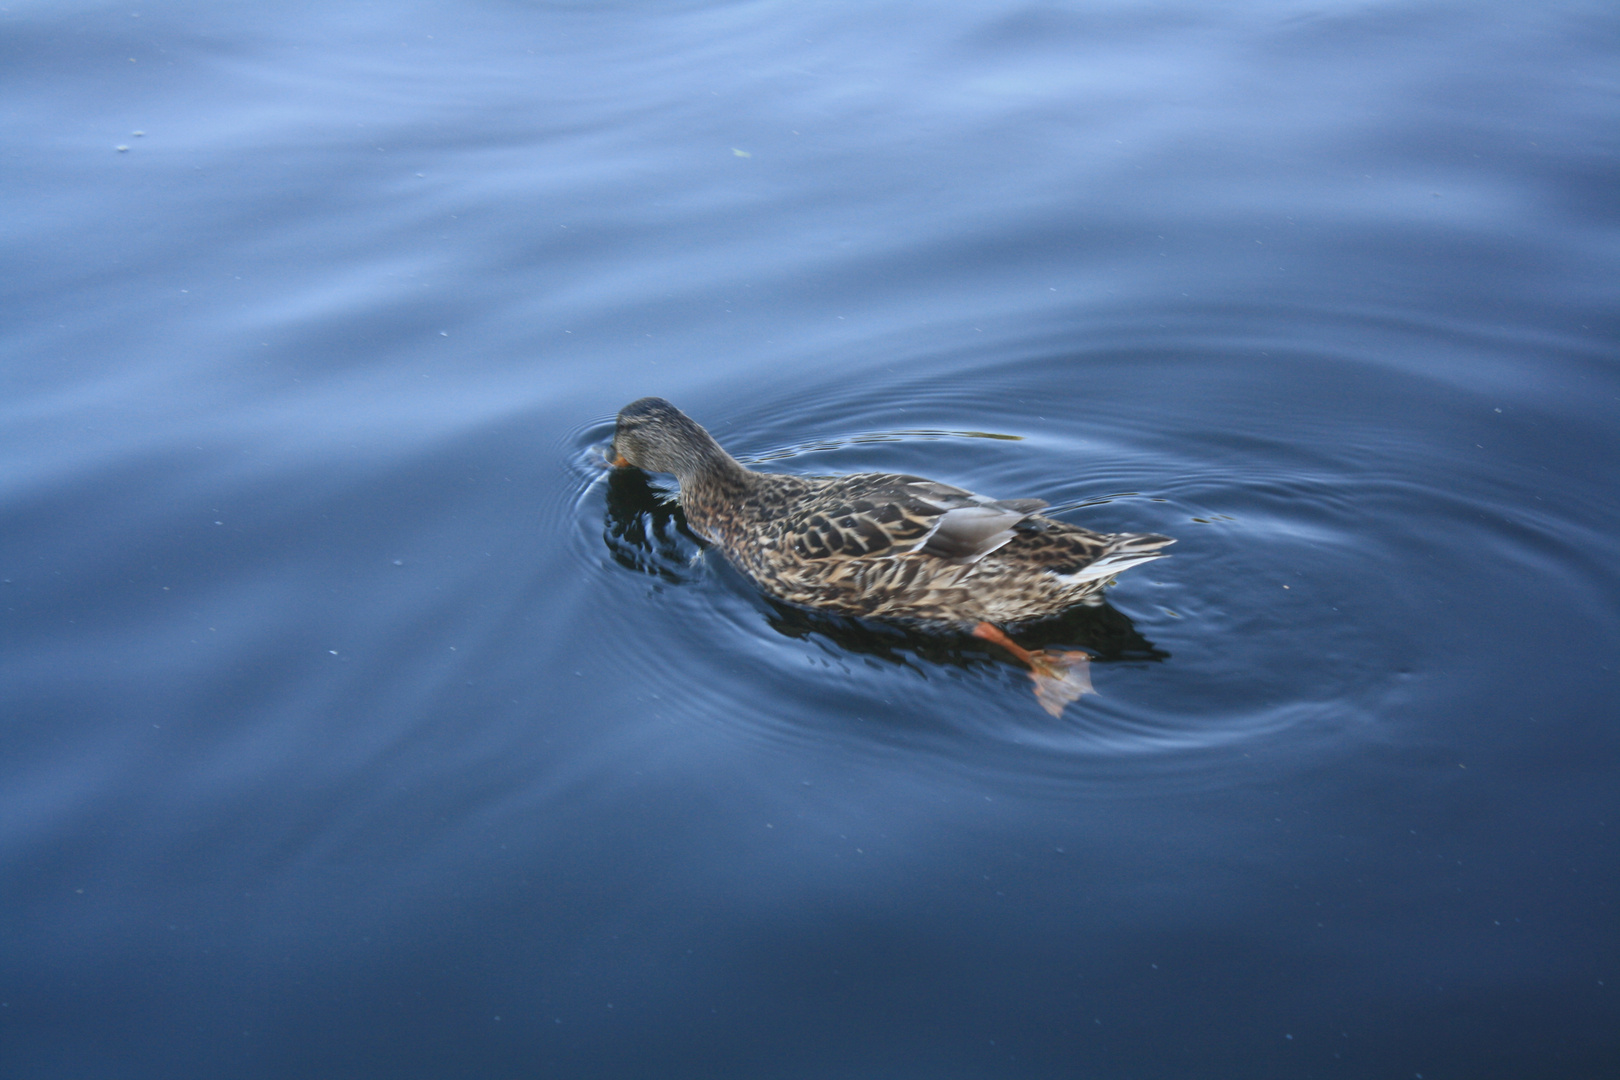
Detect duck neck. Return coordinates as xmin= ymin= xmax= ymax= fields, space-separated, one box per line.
xmin=675 ymin=445 xmax=754 ymax=545
xmin=680 ymin=445 xmax=754 ymax=497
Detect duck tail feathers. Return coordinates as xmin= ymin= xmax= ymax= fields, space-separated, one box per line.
xmin=1109 ymin=531 xmax=1176 ymax=555
xmin=1057 ymin=532 xmax=1174 ymax=585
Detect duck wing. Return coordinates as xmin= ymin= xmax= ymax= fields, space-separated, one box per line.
xmin=786 ymin=473 xmax=1047 ymax=564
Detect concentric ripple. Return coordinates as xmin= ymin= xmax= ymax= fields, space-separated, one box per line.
xmin=553 ymin=353 xmax=1487 ymax=791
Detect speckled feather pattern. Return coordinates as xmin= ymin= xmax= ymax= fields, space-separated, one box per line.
xmin=611 ymin=397 xmax=1174 ymax=628
xmin=683 ymin=470 xmax=1162 ymax=624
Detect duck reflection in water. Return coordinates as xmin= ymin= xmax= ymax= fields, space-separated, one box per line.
xmin=603 ymin=399 xmax=1173 ymax=715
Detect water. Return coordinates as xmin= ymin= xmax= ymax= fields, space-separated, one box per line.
xmin=4 ymin=1 xmax=1617 ymax=1076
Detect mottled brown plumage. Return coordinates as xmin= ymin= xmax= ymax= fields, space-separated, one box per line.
xmin=609 ymin=397 xmax=1175 ymax=713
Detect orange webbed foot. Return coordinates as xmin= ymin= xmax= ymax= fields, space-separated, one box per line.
xmin=1024 ymin=649 xmax=1094 ymax=717
xmin=972 ymin=623 xmax=1095 ymax=717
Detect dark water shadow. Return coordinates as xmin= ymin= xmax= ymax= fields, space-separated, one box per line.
xmin=602 ymin=460 xmax=708 ymax=585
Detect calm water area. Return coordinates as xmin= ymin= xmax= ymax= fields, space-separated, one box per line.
xmin=3 ymin=1 xmax=1617 ymax=1077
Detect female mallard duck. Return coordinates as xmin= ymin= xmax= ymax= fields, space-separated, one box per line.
xmin=609 ymin=397 xmax=1173 ymax=715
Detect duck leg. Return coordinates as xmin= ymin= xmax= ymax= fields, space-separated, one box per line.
xmin=972 ymin=622 xmax=1094 ymax=717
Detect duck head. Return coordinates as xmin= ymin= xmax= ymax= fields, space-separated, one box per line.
xmin=610 ymin=397 xmax=739 ymax=482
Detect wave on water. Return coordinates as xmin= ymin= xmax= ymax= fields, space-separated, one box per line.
xmin=557 ymin=401 xmax=1394 ymax=791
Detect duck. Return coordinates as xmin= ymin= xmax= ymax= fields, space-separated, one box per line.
xmin=609 ymin=397 xmax=1174 ymax=715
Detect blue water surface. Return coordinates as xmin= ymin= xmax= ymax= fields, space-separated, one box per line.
xmin=3 ymin=1 xmax=1617 ymax=1077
